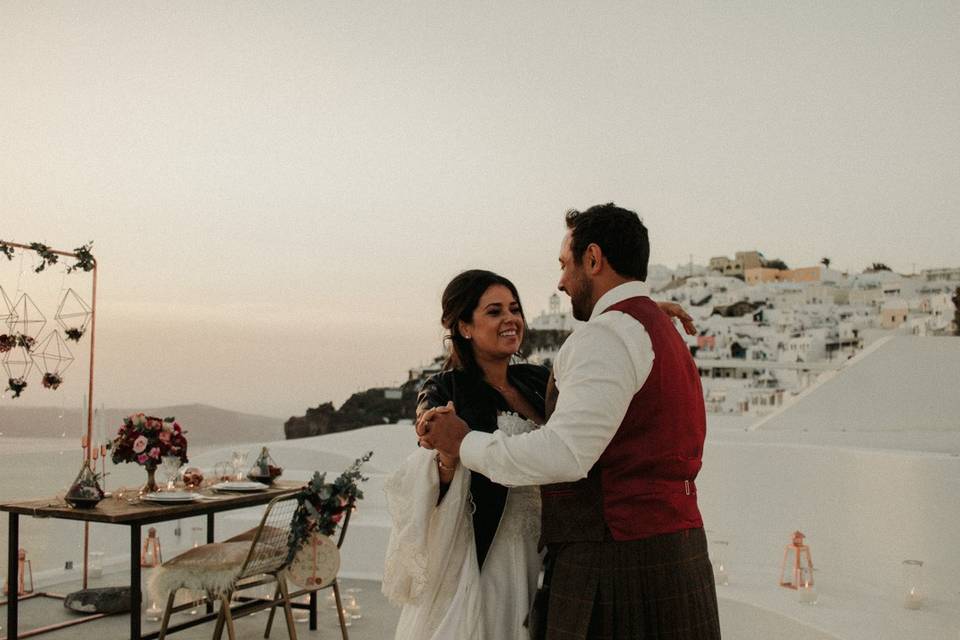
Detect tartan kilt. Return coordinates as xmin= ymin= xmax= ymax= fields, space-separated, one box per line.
xmin=545 ymin=528 xmax=721 ymax=640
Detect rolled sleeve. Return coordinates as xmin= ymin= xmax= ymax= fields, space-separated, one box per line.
xmin=458 ymin=314 xmax=653 ymax=487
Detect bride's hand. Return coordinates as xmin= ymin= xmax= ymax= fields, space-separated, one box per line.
xmin=656 ymin=301 xmax=697 ymax=336
xmin=416 ymin=401 xmax=455 ymax=438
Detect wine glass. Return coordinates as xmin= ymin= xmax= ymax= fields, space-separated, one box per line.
xmin=160 ymin=455 xmax=182 ymax=491
xmin=230 ymin=450 xmax=248 ymax=481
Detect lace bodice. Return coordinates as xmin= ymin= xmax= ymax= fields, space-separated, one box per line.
xmin=496 ymin=412 xmax=539 ymax=436
xmin=492 ymin=413 xmax=541 ymax=541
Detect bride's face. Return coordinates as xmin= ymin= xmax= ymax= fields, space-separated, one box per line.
xmin=459 ymin=284 xmax=524 ymax=361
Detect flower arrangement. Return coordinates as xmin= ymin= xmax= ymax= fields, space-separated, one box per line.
xmin=285 ymin=452 xmax=373 ymax=565
xmin=108 ymin=414 xmax=188 ymax=469
xmin=6 ymin=377 xmax=27 ymax=398
xmin=64 ymin=328 xmax=85 ymax=342
xmin=0 ymin=334 xmax=35 ymax=352
xmin=41 ymin=373 xmax=63 ymax=390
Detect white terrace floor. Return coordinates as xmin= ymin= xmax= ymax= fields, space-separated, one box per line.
xmin=2 ymin=575 xmax=399 ymax=640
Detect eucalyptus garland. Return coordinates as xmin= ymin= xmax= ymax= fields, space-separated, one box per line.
xmin=66 ymin=242 xmax=95 ymax=273
xmin=28 ymin=243 xmax=59 ymax=273
xmin=285 ymin=451 xmax=373 ymax=565
xmin=0 ymin=240 xmax=95 ymax=273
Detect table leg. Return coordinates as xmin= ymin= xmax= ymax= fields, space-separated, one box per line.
xmin=309 ymin=590 xmax=317 ymax=630
xmin=7 ymin=513 xmax=19 ymax=640
xmin=131 ymin=525 xmax=142 ymax=640
xmin=206 ymin=513 xmax=215 ymax=615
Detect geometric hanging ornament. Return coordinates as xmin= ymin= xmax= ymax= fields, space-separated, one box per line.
xmin=7 ymin=293 xmax=46 ymax=342
xmin=31 ymin=331 xmax=74 ymax=390
xmin=2 ymin=345 xmax=34 ymax=398
xmin=55 ymin=288 xmax=92 ymax=342
xmin=0 ymin=285 xmax=16 ymax=327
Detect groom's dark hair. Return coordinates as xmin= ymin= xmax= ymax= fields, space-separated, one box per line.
xmin=565 ymin=203 xmax=649 ymax=281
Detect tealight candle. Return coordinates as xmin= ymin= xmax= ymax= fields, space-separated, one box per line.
xmin=798 ymin=580 xmax=818 ymax=605
xmin=904 ymin=587 xmax=923 ymax=610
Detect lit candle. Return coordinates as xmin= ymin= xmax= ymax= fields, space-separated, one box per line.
xmin=904 ymin=587 xmax=923 ymax=610
xmin=798 ymin=580 xmax=818 ymax=605
xmin=902 ymin=559 xmax=925 ymax=610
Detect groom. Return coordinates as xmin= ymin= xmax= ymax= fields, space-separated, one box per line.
xmin=419 ymin=203 xmax=721 ymax=639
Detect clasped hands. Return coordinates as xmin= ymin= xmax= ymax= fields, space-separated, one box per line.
xmin=416 ymin=401 xmax=471 ymax=462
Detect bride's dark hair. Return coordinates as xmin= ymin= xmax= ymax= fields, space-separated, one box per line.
xmin=441 ymin=270 xmax=525 ymax=372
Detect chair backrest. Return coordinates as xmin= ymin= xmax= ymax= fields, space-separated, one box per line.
xmin=237 ymin=493 xmax=357 ymax=579
xmin=334 ymin=497 xmax=356 ymax=549
xmin=238 ymin=493 xmax=299 ymax=578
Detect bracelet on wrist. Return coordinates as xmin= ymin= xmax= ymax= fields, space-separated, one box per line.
xmin=436 ymin=455 xmax=457 ymax=472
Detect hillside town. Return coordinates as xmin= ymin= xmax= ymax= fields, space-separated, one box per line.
xmin=522 ymin=252 xmax=960 ymax=417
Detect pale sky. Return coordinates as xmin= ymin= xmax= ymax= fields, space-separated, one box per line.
xmin=1 ymin=2 xmax=958 ymax=418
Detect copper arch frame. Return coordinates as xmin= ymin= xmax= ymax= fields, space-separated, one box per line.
xmin=1 ymin=241 xmax=98 ymax=589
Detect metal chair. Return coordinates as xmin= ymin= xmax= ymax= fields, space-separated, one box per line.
xmin=153 ymin=494 xmax=300 ymax=640
xmin=263 ymin=497 xmax=356 ymax=640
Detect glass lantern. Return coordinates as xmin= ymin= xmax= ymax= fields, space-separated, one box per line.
xmin=779 ymin=531 xmax=814 ymax=590
xmin=247 ymin=446 xmax=283 ymax=484
xmin=902 ymin=559 xmax=924 ymax=610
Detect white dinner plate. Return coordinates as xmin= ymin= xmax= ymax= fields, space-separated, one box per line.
xmin=211 ymin=481 xmax=269 ymax=492
xmin=142 ymin=491 xmax=202 ymax=504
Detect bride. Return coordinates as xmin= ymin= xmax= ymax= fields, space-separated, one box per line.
xmin=382 ymin=269 xmax=696 ymax=639
xmin=383 ymin=270 xmax=548 ymax=639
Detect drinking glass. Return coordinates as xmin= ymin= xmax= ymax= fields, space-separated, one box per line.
xmin=230 ymin=451 xmax=248 ymax=481
xmin=160 ymin=455 xmax=183 ymax=491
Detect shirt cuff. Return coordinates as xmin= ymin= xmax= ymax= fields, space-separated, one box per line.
xmin=460 ymin=430 xmax=492 ymax=472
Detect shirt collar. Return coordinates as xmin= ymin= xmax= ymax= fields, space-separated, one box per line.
xmin=589 ymin=280 xmax=650 ymax=321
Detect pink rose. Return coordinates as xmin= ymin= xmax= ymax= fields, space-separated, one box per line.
xmin=132 ymin=436 xmax=148 ymax=453
xmin=137 ymin=453 xmax=149 ymax=464
xmin=149 ymin=447 xmax=161 ymax=459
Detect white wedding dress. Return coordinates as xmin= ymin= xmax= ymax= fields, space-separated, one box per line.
xmin=383 ymin=413 xmax=543 ymax=640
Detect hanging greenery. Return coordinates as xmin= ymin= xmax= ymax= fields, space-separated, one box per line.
xmin=28 ymin=243 xmax=59 ymax=273
xmin=66 ymin=242 xmax=95 ymax=273
xmin=42 ymin=372 xmax=63 ymax=390
xmin=65 ymin=328 xmax=85 ymax=342
xmin=285 ymin=451 xmax=373 ymax=565
xmin=0 ymin=240 xmax=96 ymax=273
xmin=7 ymin=377 xmax=27 ymax=398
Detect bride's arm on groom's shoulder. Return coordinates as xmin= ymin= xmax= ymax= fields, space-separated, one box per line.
xmin=656 ymin=300 xmax=697 ymax=336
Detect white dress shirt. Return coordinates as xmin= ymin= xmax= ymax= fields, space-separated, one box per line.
xmin=460 ymin=280 xmax=657 ymax=487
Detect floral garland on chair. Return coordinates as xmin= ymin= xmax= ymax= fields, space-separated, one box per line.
xmin=285 ymin=451 xmax=373 ymax=565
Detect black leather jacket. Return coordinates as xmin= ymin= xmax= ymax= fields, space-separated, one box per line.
xmin=417 ymin=363 xmax=549 ymax=568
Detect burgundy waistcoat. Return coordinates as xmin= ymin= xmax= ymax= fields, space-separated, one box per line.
xmin=539 ymin=296 xmax=706 ymax=544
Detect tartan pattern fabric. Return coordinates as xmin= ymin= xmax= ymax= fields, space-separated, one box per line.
xmin=545 ymin=528 xmax=721 ymax=640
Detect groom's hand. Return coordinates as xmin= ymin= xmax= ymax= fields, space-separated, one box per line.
xmin=418 ymin=403 xmax=470 ymax=459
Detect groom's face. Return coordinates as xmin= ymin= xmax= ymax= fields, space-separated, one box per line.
xmin=558 ymin=231 xmax=594 ymax=321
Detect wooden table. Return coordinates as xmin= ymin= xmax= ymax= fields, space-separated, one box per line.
xmin=1 ymin=481 xmax=305 ymax=640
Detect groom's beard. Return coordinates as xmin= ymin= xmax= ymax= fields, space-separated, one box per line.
xmin=570 ymin=274 xmax=594 ymax=322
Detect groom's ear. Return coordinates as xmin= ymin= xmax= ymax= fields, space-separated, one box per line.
xmin=585 ymin=243 xmax=603 ymax=274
